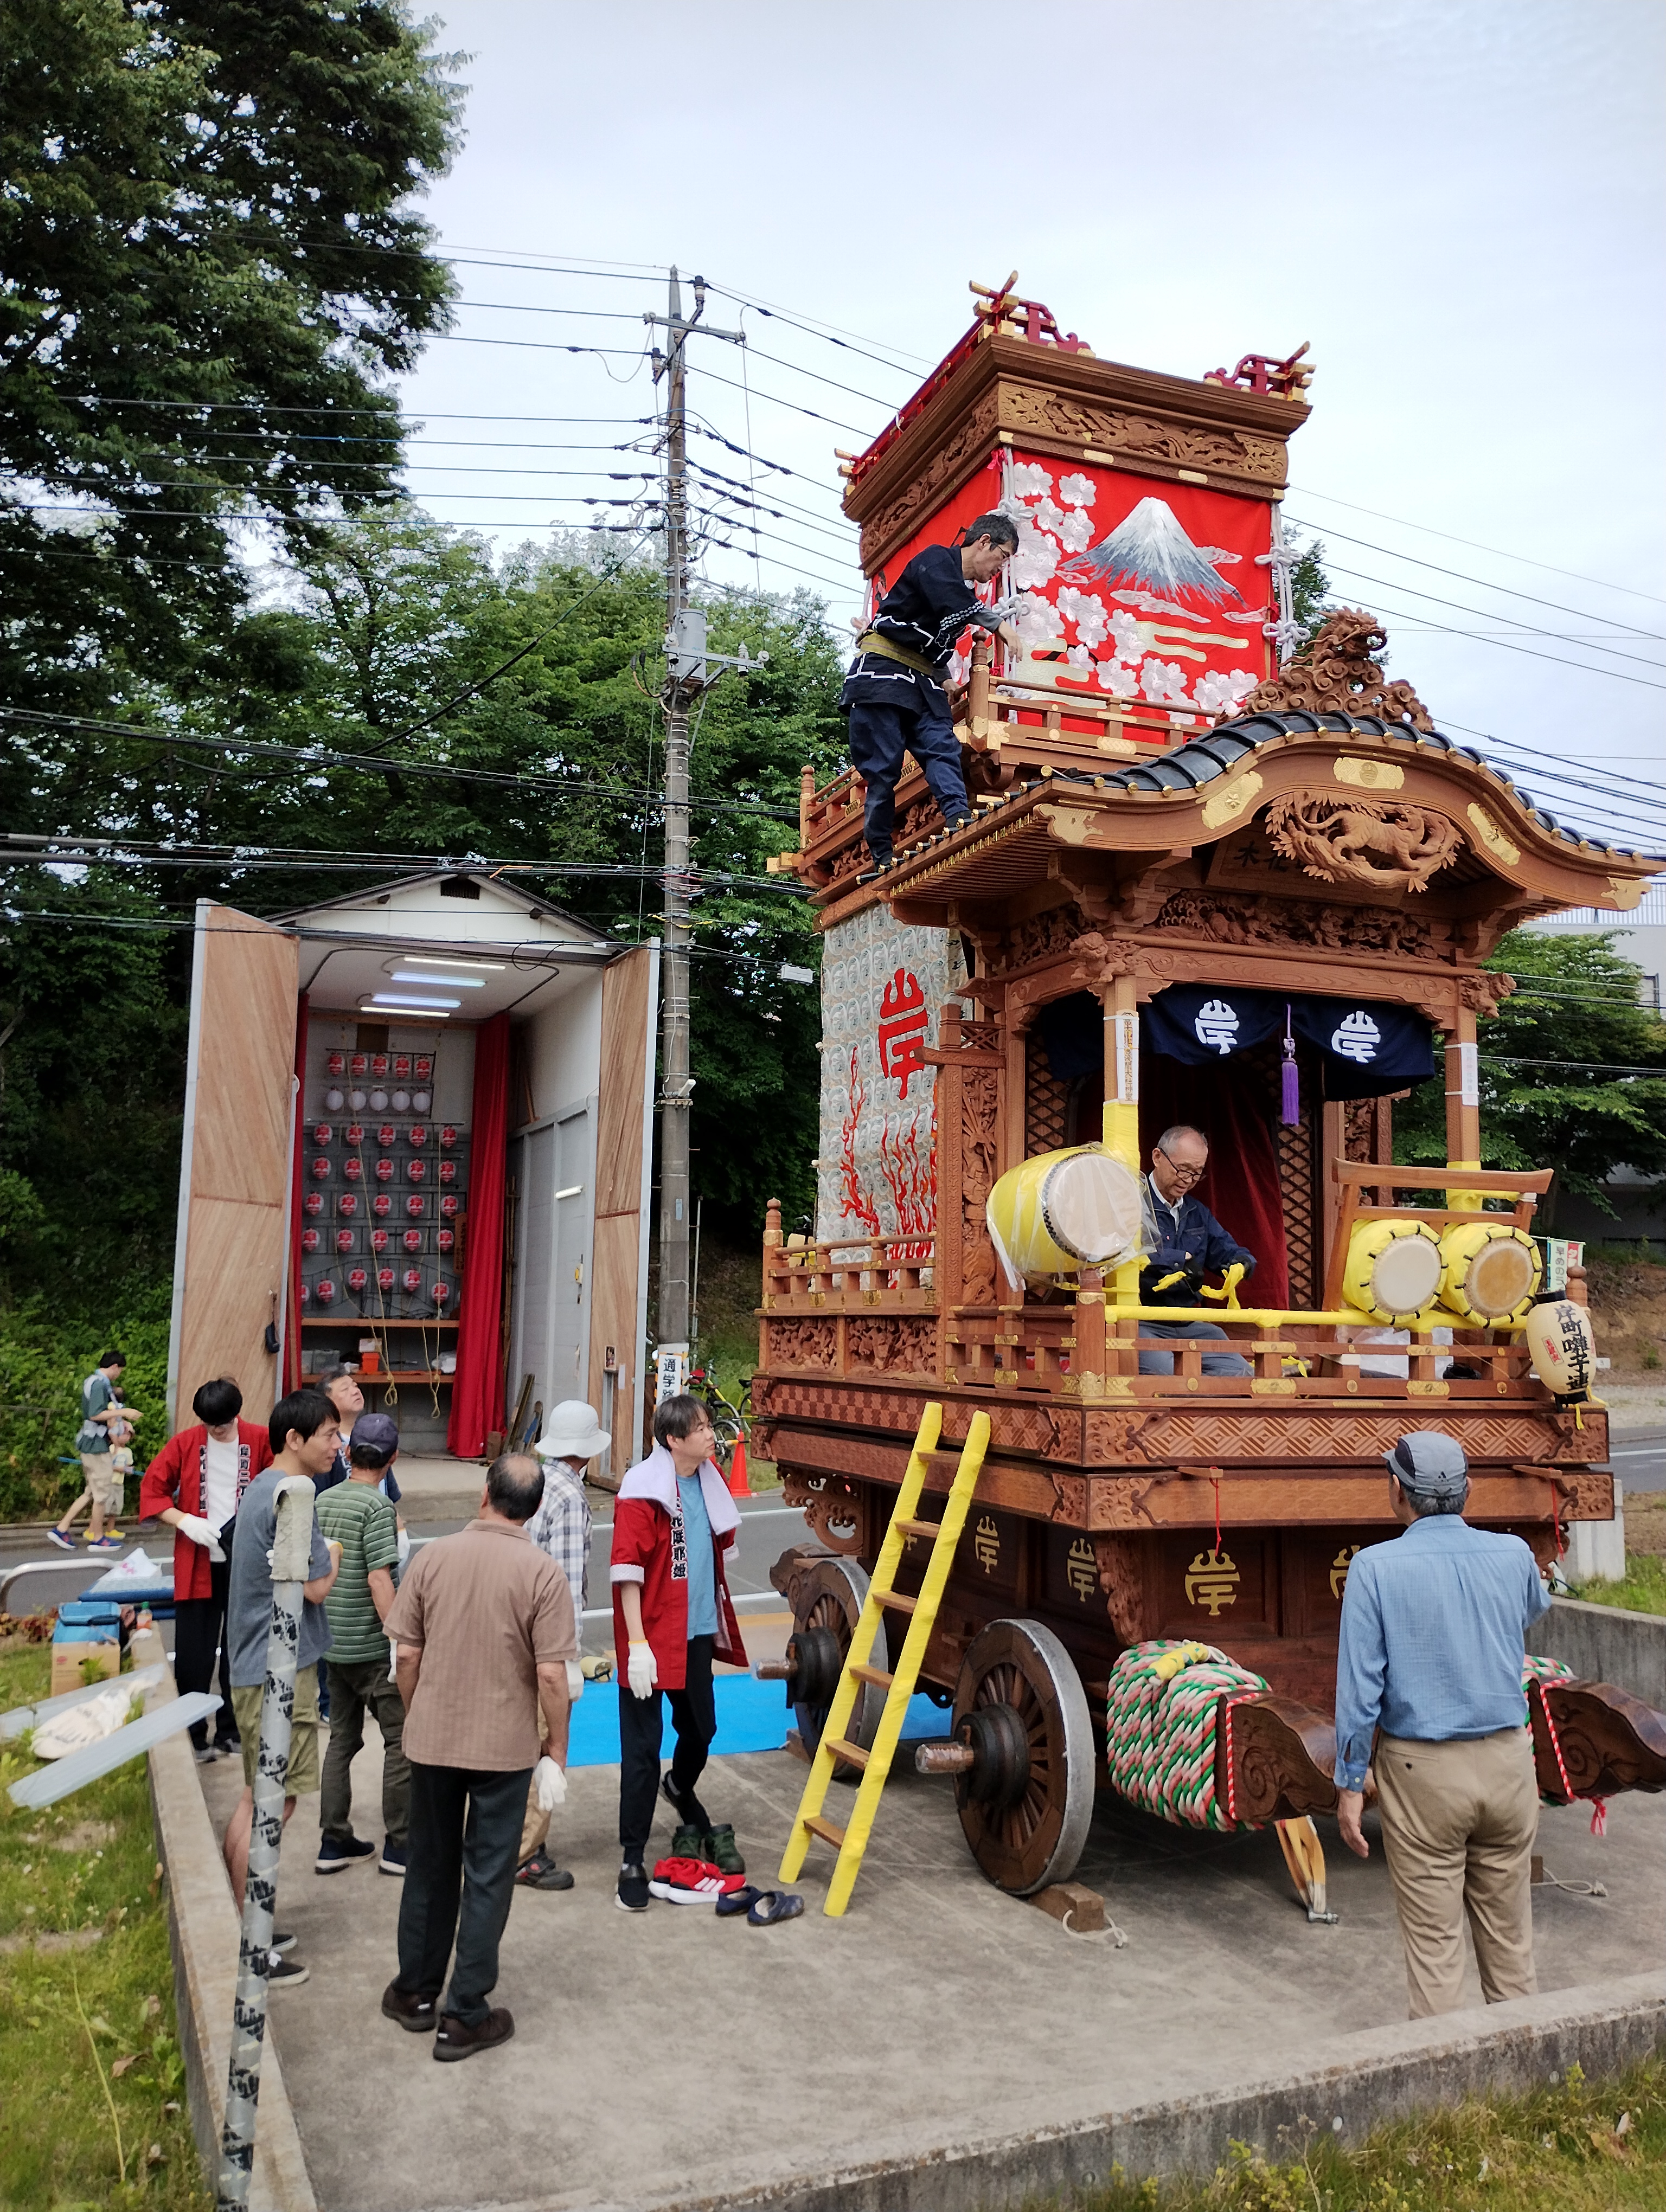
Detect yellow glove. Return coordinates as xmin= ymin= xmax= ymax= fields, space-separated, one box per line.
xmin=1151 ymin=1269 xmax=1190 ymax=1295
xmin=1199 ymin=1261 xmax=1247 ymax=1307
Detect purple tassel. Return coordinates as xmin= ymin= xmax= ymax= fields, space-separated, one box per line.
xmin=1280 ymin=1005 xmax=1299 ymax=1125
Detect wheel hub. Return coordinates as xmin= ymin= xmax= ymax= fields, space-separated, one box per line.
xmin=788 ymin=1624 xmax=843 ymax=1709
xmin=960 ymin=1700 xmax=1030 ymax=1809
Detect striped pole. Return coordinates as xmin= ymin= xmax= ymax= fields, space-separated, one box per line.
xmin=216 ymin=1476 xmax=315 ymax=2212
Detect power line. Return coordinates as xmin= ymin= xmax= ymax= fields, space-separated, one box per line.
xmin=0 ymin=844 xmax=806 ymax=893
xmin=1460 ymin=732 xmax=1666 ymax=799
xmin=1319 ymin=565 xmax=1666 ymax=674
xmin=1290 ymin=486 xmax=1666 ymax=608
xmin=1285 ymin=516 xmax=1665 ymax=644
xmin=1330 ymin=588 xmax=1666 ymax=691
xmin=0 ymin=709 xmax=802 ymax=820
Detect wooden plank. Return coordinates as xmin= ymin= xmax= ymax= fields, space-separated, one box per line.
xmin=849 ymin=1663 xmax=894 ymax=1689
xmin=172 ymin=906 xmax=298 ymax=1425
xmin=587 ymin=946 xmax=653 ymax=1470
xmin=823 ymin=1737 xmax=870 ymax=1770
xmin=803 ymin=1814 xmax=846 ymax=1848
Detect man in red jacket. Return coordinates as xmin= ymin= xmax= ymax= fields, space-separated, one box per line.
xmin=139 ymin=1377 xmax=271 ymax=1762
xmin=610 ymin=1395 xmax=747 ymax=1912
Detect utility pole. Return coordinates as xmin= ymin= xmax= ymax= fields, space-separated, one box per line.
xmin=644 ymin=269 xmax=746 ymax=1380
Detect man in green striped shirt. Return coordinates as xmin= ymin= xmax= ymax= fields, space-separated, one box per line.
xmin=317 ymin=1413 xmax=410 ymax=1876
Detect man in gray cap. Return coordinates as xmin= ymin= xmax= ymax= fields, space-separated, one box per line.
xmin=1334 ymin=1429 xmax=1550 ymax=2017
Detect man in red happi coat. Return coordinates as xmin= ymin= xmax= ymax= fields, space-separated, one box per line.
xmin=140 ymin=1377 xmax=271 ymax=1761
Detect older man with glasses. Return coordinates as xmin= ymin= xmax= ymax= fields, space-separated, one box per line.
xmin=1136 ymin=1123 xmax=1256 ymax=1376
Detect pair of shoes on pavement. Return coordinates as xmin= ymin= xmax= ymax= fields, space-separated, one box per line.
xmin=669 ymin=1820 xmax=745 ymax=1876
xmin=514 ymin=1847 xmax=573 ymax=1892
xmin=648 ymin=1855 xmax=747 ymax=1906
xmin=380 ymin=1982 xmax=515 ymax=2061
xmin=266 ymin=1933 xmax=306 ymax=1986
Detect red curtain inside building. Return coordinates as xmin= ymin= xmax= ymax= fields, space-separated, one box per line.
xmin=1139 ymin=1052 xmax=1289 ymax=1310
xmin=281 ymin=994 xmax=310 ymax=1396
xmin=447 ymin=1011 xmax=510 ymax=1457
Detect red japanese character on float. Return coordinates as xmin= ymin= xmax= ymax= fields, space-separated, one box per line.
xmin=876 ymin=968 xmax=930 ymax=1102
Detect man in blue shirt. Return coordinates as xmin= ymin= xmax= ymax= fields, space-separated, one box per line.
xmin=841 ymin=515 xmax=1020 ymax=874
xmin=1334 ymin=1431 xmax=1550 ymax=2018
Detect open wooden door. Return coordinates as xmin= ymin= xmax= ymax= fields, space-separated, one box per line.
xmin=166 ymin=902 xmax=299 ymax=1427
xmin=586 ymin=943 xmax=659 ymax=1481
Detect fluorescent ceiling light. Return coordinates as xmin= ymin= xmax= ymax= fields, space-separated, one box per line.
xmin=371 ymin=992 xmax=462 ymax=1010
xmin=383 ymin=955 xmax=506 ymax=973
xmin=392 ymin=969 xmax=486 ymax=988
xmin=360 ymin=1003 xmax=450 ymax=1019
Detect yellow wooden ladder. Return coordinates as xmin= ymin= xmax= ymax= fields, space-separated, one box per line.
xmin=779 ymin=1401 xmax=991 ymax=1917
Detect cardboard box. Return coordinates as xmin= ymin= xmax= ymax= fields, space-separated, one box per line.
xmin=50 ymin=1630 xmax=121 ymax=1697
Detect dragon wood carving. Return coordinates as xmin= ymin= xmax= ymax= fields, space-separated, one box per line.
xmin=845 ymin=1316 xmax=939 ymax=1375
xmin=1265 ymin=793 xmax=1463 ymax=895
xmin=960 ymin=1068 xmax=1001 ymax=1306
xmin=1238 ymin=609 xmax=1434 ymax=731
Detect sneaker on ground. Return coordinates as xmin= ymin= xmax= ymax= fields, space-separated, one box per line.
xmin=84 ymin=1535 xmax=121 ymax=1551
xmin=381 ymin=1980 xmax=438 ymax=2033
xmin=514 ymin=1848 xmax=574 ymax=1892
xmin=265 ymin=1951 xmax=309 ymax=1987
xmin=270 ymin=1930 xmax=298 ymax=1954
xmin=194 ymin=1744 xmax=223 ymax=1765
xmin=648 ymin=1856 xmax=746 ymax=1905
xmin=667 ymin=1821 xmax=705 ymax=1860
xmin=616 ymin=1860 xmax=650 ymax=1912
xmin=379 ymin=1838 xmax=406 ymax=1877
xmin=315 ymin=1834 xmax=377 ymax=1874
xmin=703 ymin=1822 xmax=746 ymax=1876
xmin=46 ymin=1528 xmax=76 ymax=1552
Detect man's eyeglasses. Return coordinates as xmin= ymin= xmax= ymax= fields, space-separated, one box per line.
xmin=1156 ymin=1146 xmax=1206 ymax=1185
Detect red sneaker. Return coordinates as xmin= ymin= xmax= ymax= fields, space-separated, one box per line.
xmin=648 ymin=1856 xmax=745 ymax=1905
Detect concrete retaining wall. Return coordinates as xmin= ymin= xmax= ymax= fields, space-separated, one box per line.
xmin=691 ymin=1977 xmax=1666 ymax=2212
xmin=137 ymin=1629 xmax=316 ymax=2212
xmin=1529 ymin=1593 xmax=1666 ymax=1709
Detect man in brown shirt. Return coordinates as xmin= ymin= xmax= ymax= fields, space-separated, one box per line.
xmin=380 ymin=1452 xmax=576 ymax=2061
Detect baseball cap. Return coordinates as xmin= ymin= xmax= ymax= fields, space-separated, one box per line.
xmin=349 ymin=1411 xmax=401 ymax=1461
xmin=1385 ymin=1431 xmax=1468 ymax=1498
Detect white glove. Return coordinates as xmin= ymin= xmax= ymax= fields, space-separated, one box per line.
xmin=533 ymin=1756 xmax=567 ymax=1812
xmin=176 ymin=1513 xmax=225 ymax=1562
xmin=564 ymin=1658 xmax=584 ymax=1702
xmin=626 ymin=1641 xmax=657 ymax=1700
xmin=396 ymin=1527 xmax=411 ymax=1569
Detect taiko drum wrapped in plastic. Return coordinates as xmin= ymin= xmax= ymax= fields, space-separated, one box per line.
xmin=984 ymin=1147 xmax=1144 ymax=1289
xmin=1524 ymin=1297 xmax=1597 ymax=1399
xmin=1437 ymin=1221 xmax=1542 ymax=1323
xmin=1341 ymin=1219 xmax=1442 ymax=1326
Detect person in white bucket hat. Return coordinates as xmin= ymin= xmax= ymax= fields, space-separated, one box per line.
xmin=513 ymin=1403 xmax=608 ymax=1891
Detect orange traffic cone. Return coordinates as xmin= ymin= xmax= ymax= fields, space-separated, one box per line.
xmin=726 ymin=1431 xmax=753 ymax=1500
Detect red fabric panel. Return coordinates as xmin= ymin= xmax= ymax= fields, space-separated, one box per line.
xmin=1140 ymin=1054 xmax=1289 ymax=1310
xmin=447 ymin=1013 xmax=510 ymax=1456
xmin=282 ymin=994 xmax=309 ymax=1396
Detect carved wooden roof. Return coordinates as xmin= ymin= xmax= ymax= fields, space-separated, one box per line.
xmin=815 ymin=711 xmax=1661 ymax=942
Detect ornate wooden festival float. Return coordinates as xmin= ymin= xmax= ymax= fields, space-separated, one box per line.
xmin=751 ymin=279 xmax=1666 ymax=1908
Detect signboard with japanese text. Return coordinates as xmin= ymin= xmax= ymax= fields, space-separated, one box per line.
xmin=816 ymin=903 xmax=967 ymax=1249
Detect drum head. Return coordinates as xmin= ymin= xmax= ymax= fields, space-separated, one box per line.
xmin=1369 ymin=1232 xmax=1443 ymax=1315
xmin=1042 ymin=1153 xmax=1144 ymax=1267
xmin=1463 ymin=1236 xmax=1537 ymax=1317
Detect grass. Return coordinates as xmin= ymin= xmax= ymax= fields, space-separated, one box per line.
xmin=1567 ymin=1492 xmax=1666 ymax=1619
xmin=0 ymin=1643 xmax=209 ymax=2210
xmin=1039 ymin=2059 xmax=1666 ymax=2210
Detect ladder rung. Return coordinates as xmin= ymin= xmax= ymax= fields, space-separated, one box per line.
xmin=895 ymin=1517 xmax=943 ymax=1540
xmin=802 ymin=1814 xmax=846 ymax=1849
xmin=824 ymin=1737 xmax=869 ymax=1770
xmin=850 ymin=1663 xmax=893 ymax=1689
xmin=879 ymin=1590 xmax=918 ymax=1615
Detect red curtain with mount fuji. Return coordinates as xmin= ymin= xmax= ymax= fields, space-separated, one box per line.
xmin=447 ymin=1013 xmax=510 ymax=1457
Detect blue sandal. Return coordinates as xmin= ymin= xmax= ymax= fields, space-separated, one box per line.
xmin=715 ymin=1885 xmax=760 ymax=1918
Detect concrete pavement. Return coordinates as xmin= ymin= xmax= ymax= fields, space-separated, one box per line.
xmin=194 ymin=1714 xmax=1665 ymax=2212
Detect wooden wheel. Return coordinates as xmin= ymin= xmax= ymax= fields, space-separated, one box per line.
xmin=789 ymin=1556 xmax=889 ymax=1779
xmin=952 ymin=1619 xmax=1094 ymax=1895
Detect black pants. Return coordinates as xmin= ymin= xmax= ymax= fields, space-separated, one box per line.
xmin=618 ymin=1632 xmax=717 ymax=1863
xmin=172 ymin=1529 xmax=236 ymax=1752
xmin=847 ymin=692 xmax=969 ymax=857
xmin=395 ymin=1761 xmax=530 ymax=2026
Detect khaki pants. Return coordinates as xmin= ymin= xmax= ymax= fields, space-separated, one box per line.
xmin=81 ymin=1452 xmax=122 ymax=1514
xmin=517 ymin=1695 xmax=558 ymax=1864
xmin=1374 ymin=1727 xmax=1539 ymax=2019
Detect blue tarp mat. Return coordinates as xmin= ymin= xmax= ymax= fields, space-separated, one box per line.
xmin=565 ymin=1672 xmax=947 ymax=1768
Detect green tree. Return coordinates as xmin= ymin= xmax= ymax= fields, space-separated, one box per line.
xmin=1395 ymin=929 xmax=1666 ymax=1227
xmin=1286 ymin=534 xmax=1333 ymax=644
xmin=0 ymin=0 xmax=462 ymax=749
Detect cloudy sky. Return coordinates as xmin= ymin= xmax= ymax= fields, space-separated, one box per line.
xmin=388 ymin=0 xmax=1664 ymax=845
